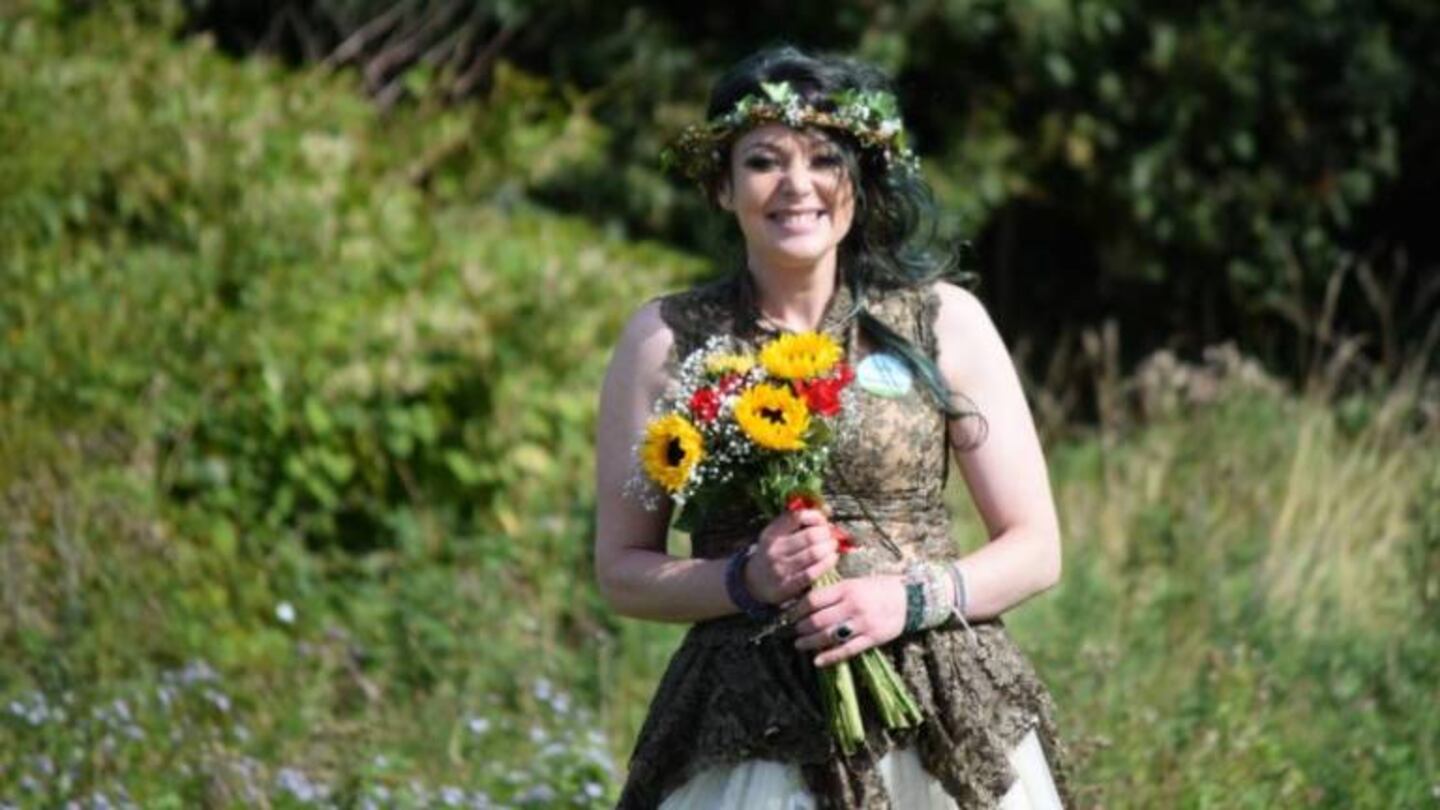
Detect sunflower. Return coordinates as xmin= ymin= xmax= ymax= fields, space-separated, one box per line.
xmin=759 ymin=332 xmax=843 ymax=380
xmin=640 ymin=414 xmax=705 ymax=493
xmin=703 ymin=352 xmax=756 ymax=377
xmin=735 ymin=383 xmax=811 ymax=451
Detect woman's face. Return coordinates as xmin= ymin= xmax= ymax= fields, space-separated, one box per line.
xmin=719 ymin=123 xmax=857 ymax=272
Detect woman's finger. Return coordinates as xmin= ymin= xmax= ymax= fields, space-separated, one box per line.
xmin=771 ymin=541 xmax=829 ymax=585
xmin=791 ymin=603 xmax=849 ymax=640
xmin=791 ymin=508 xmax=828 ymax=527
xmin=802 ymin=524 xmax=837 ymax=546
xmin=781 ymin=553 xmax=837 ymax=593
xmin=814 ymin=634 xmax=872 ymax=667
xmin=759 ymin=509 xmax=815 ymax=548
xmin=773 ymin=523 xmax=832 ymax=560
xmin=779 ymin=534 xmax=836 ymax=568
xmin=763 ymin=509 xmax=820 ymax=543
xmin=784 ymin=580 xmax=845 ymax=622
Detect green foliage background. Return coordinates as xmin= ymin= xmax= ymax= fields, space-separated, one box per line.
xmin=185 ymin=0 xmax=1440 ymax=381
xmin=1 ymin=2 xmax=1437 ymax=808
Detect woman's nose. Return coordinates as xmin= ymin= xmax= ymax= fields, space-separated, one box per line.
xmin=779 ymin=162 xmax=819 ymax=196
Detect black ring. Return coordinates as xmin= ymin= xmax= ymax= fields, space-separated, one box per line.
xmin=834 ymin=622 xmax=854 ymax=642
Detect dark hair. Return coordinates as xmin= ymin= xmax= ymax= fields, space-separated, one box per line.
xmin=705 ymin=45 xmax=979 ymax=426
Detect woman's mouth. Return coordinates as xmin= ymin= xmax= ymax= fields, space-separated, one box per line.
xmin=766 ymin=209 xmax=828 ymax=230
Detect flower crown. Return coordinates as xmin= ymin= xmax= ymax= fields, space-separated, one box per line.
xmin=661 ymin=80 xmax=920 ymax=183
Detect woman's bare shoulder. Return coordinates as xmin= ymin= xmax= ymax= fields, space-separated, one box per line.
xmin=927 ymin=278 xmax=1025 ymax=407
xmin=611 ymin=298 xmax=675 ymax=383
xmin=930 ymin=279 xmax=1002 ymax=352
xmin=931 ymin=279 xmax=988 ymax=325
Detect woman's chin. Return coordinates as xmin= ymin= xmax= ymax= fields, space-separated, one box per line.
xmin=755 ymin=238 xmax=837 ymax=267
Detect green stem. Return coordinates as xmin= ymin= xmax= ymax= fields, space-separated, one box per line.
xmin=813 ymin=570 xmax=924 ymax=741
xmin=783 ymin=496 xmax=925 ymax=751
xmin=815 ymin=569 xmax=864 ymax=754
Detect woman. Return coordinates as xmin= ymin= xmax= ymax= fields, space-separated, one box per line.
xmin=594 ymin=45 xmax=1070 ymax=809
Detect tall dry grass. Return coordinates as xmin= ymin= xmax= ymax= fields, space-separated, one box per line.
xmin=978 ymin=339 xmax=1440 ymax=807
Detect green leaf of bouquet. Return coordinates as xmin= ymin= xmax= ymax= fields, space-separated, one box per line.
xmin=673 ymin=499 xmax=702 ymax=533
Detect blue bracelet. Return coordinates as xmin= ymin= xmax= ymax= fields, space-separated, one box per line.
xmin=725 ymin=545 xmax=778 ymax=621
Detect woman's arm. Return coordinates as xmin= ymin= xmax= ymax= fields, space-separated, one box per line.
xmin=790 ymin=283 xmax=1061 ymax=665
xmin=933 ymin=281 xmax=1063 ymax=619
xmin=592 ymin=301 xmax=738 ymax=622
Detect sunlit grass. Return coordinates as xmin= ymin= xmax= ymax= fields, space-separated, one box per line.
xmin=990 ymin=374 xmax=1440 ymax=808
xmin=6 ymin=346 xmax=1436 ymax=807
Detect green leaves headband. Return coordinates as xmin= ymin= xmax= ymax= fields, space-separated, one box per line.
xmin=661 ymin=80 xmax=921 ymax=183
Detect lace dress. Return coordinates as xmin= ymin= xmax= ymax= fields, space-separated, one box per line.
xmin=616 ymin=275 xmax=1072 ymax=810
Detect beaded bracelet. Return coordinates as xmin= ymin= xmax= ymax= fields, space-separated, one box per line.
xmin=725 ymin=544 xmax=778 ymax=622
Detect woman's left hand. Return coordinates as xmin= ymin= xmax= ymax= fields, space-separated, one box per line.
xmin=789 ymin=574 xmax=906 ymax=667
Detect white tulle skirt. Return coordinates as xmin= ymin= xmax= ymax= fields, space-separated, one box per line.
xmin=658 ymin=728 xmax=1063 ymax=810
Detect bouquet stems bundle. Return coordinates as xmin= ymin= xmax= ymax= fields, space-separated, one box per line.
xmin=789 ymin=496 xmax=922 ymax=755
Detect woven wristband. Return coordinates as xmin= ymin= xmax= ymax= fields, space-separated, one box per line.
xmin=903 ymin=565 xmax=927 ymax=633
xmin=920 ymin=563 xmax=952 ymax=629
xmin=906 ymin=562 xmax=959 ymax=633
xmin=903 ymin=581 xmax=925 ymax=633
xmin=725 ymin=545 xmax=778 ymax=622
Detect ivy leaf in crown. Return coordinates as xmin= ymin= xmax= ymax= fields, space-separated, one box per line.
xmin=760 ymin=81 xmax=797 ymax=104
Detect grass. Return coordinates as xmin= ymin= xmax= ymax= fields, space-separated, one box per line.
xmin=8 ymin=366 xmax=1435 ymax=808
xmin=994 ymin=374 xmax=1440 ymax=808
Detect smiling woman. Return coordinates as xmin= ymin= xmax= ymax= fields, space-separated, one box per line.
xmin=595 ymin=45 xmax=1071 ymax=809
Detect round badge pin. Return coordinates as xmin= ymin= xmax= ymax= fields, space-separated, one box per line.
xmin=855 ymin=352 xmax=913 ymax=398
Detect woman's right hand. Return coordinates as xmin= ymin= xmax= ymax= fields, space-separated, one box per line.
xmin=743 ymin=508 xmax=839 ymax=606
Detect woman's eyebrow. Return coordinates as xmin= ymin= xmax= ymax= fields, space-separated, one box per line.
xmin=741 ymin=139 xmax=836 ymax=156
xmin=740 ymin=141 xmax=785 ymax=155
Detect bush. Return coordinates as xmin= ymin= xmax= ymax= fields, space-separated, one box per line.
xmin=1 ymin=7 xmax=699 ymax=804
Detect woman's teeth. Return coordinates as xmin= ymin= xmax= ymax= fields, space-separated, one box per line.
xmin=770 ymin=211 xmax=825 ymax=225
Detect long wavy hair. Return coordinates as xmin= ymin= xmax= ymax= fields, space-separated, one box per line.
xmin=701 ymin=45 xmax=979 ymax=426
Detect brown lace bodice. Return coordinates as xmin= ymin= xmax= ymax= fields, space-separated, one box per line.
xmin=615 ymin=275 xmax=1071 ymax=809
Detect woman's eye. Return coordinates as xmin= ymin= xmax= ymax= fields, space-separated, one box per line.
xmin=744 ymin=156 xmax=777 ymax=171
xmin=813 ymin=153 xmax=843 ymax=168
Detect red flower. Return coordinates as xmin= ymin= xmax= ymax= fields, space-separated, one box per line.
xmin=689 ymin=387 xmax=721 ymax=423
xmin=789 ymin=364 xmax=855 ymax=417
xmin=786 ymin=493 xmax=855 ymax=552
xmin=786 ymin=493 xmax=819 ymax=513
xmin=794 ymin=377 xmax=845 ymax=416
xmin=716 ymin=373 xmax=744 ymax=396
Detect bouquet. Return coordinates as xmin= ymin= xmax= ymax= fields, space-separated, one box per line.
xmin=633 ymin=331 xmax=923 ymax=754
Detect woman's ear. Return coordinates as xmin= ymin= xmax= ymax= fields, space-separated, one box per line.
xmin=714 ymin=174 xmax=734 ymax=211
